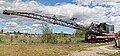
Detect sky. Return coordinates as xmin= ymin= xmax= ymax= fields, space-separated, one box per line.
xmin=0 ymin=0 xmax=120 ymax=34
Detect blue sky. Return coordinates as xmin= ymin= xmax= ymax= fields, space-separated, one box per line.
xmin=36 ymin=0 xmax=74 ymax=5
xmin=0 ymin=0 xmax=120 ymax=34
xmin=22 ymin=0 xmax=75 ymax=6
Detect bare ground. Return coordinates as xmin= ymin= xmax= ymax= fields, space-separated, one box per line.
xmin=67 ymin=44 xmax=120 ymax=56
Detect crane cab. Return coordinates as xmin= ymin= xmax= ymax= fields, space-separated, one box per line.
xmin=86 ymin=22 xmax=115 ymax=43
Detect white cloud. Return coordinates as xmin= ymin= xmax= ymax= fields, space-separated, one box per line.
xmin=5 ymin=22 xmax=20 ymax=27
xmin=32 ymin=24 xmax=42 ymax=27
xmin=1 ymin=0 xmax=120 ymax=33
xmin=0 ymin=18 xmax=4 ymax=21
xmin=49 ymin=24 xmax=60 ymax=27
xmin=2 ymin=22 xmax=20 ymax=33
xmin=63 ymin=27 xmax=69 ymax=29
xmin=21 ymin=26 xmax=36 ymax=30
xmin=107 ymin=2 xmax=120 ymax=8
xmin=21 ymin=26 xmax=38 ymax=34
xmin=0 ymin=0 xmax=44 ymax=14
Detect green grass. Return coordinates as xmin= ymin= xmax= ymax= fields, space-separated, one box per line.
xmin=0 ymin=34 xmax=115 ymax=56
xmin=0 ymin=43 xmax=112 ymax=56
xmin=109 ymin=53 xmax=120 ymax=56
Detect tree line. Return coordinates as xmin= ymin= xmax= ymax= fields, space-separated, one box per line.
xmin=0 ymin=24 xmax=86 ymax=44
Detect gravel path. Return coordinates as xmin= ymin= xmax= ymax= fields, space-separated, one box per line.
xmin=67 ymin=44 xmax=120 ymax=56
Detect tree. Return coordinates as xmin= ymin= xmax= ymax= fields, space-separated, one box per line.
xmin=1 ymin=29 xmax=3 ymax=33
xmin=75 ymin=29 xmax=86 ymax=38
xmin=42 ymin=24 xmax=52 ymax=43
xmin=60 ymin=31 xmax=64 ymax=37
xmin=42 ymin=24 xmax=52 ymax=35
xmin=17 ymin=31 xmax=21 ymax=34
xmin=13 ymin=31 xmax=17 ymax=34
xmin=0 ymin=29 xmax=3 ymax=34
xmin=6 ymin=32 xmax=10 ymax=35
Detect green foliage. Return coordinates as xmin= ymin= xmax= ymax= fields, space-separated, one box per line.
xmin=60 ymin=31 xmax=64 ymax=37
xmin=0 ymin=35 xmax=5 ymax=43
xmin=42 ymin=24 xmax=52 ymax=35
xmin=0 ymin=29 xmax=3 ymax=34
xmin=0 ymin=31 xmax=90 ymax=44
xmin=13 ymin=31 xmax=21 ymax=35
xmin=75 ymin=30 xmax=86 ymax=38
xmin=0 ymin=24 xmax=88 ymax=44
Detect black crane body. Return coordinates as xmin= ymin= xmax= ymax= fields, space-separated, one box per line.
xmin=3 ymin=10 xmax=115 ymax=43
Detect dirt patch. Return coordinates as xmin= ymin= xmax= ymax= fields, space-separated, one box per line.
xmin=67 ymin=44 xmax=120 ymax=56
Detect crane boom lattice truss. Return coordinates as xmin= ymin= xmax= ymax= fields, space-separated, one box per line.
xmin=3 ymin=10 xmax=86 ymax=30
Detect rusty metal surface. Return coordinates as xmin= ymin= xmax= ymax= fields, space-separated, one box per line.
xmin=96 ymin=36 xmax=115 ymax=38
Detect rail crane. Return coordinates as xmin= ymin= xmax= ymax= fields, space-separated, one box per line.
xmin=3 ymin=10 xmax=115 ymax=43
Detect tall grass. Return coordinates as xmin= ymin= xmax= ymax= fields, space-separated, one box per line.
xmin=0 ymin=33 xmax=85 ymax=44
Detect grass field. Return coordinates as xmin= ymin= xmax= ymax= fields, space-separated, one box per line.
xmin=0 ymin=43 xmax=112 ymax=56
xmin=109 ymin=53 xmax=120 ymax=56
xmin=0 ymin=32 xmax=116 ymax=56
xmin=109 ymin=47 xmax=120 ymax=56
